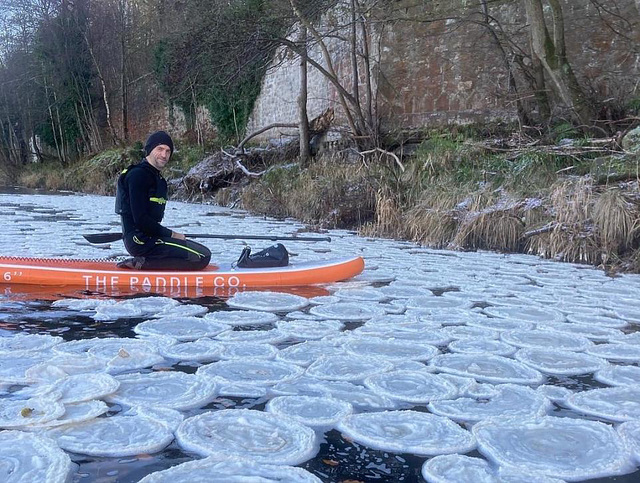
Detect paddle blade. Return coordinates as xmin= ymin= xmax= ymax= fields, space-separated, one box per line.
xmin=83 ymin=232 xmax=123 ymax=244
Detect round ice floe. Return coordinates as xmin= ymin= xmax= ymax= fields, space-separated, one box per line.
xmin=276 ymin=341 xmax=346 ymax=367
xmin=84 ymin=338 xmax=162 ymax=359
xmin=24 ymin=400 xmax=109 ymax=429
xmin=266 ymin=395 xmax=353 ymax=428
xmin=406 ymin=296 xmax=471 ymax=311
xmin=442 ymin=326 xmax=501 ymax=340
xmin=160 ymin=338 xmax=224 ymax=362
xmin=483 ymin=305 xmax=565 ymax=323
xmin=586 ymin=343 xmax=640 ymax=362
xmin=206 ymin=310 xmax=279 ymax=326
xmin=566 ymin=313 xmax=628 ymax=329
xmin=595 ymin=365 xmax=640 ymax=387
xmin=536 ymin=385 xmax=573 ymax=404
xmin=309 ymin=302 xmax=386 ymax=321
xmin=429 ymin=354 xmax=544 ymax=385
xmin=351 ymin=270 xmax=396 ymax=283
xmin=134 ymin=317 xmax=229 ymax=341
xmin=138 ymin=455 xmax=322 ymax=483
xmin=53 ymin=373 xmax=120 ymax=404
xmin=537 ymin=322 xmax=624 ymax=342
xmin=421 ymin=454 xmax=563 ymax=483
xmin=405 ymin=308 xmax=478 ymax=326
xmin=0 ymin=430 xmax=73 ymax=482
xmin=49 ymin=414 xmax=174 ymax=456
xmin=52 ymin=297 xmax=116 ymax=311
xmin=126 ymin=406 xmax=185 ymax=432
xmin=197 ymin=359 xmax=303 ymax=386
xmin=106 ymin=371 xmax=217 ymax=410
xmin=176 ymin=409 xmax=318 ymax=465
xmin=0 ymin=353 xmax=55 ymax=384
xmin=364 ymin=370 xmax=457 ymax=404
xmin=25 ymin=353 xmax=106 ymax=381
xmin=473 ymin=416 xmax=633 ymax=480
xmin=219 ymin=342 xmax=278 ymax=360
xmin=306 ymin=355 xmax=394 ymax=382
xmin=354 ymin=325 xmax=451 ymax=346
xmin=309 ymin=295 xmax=340 ymax=305
xmin=154 ymin=303 xmax=209 ymax=318
xmin=619 ymin=421 xmax=640 ymax=462
xmin=612 ymin=332 xmax=640 ymax=345
xmin=343 ymin=338 xmax=439 ymax=362
xmin=614 ymin=306 xmax=640 ymax=324
xmin=215 ymin=328 xmax=286 ymax=344
xmin=565 ymin=386 xmax=640 ymax=422
xmin=428 ymin=384 xmax=551 ymax=423
xmin=515 ymin=348 xmax=607 ymax=376
xmin=466 ymin=317 xmax=534 ymax=331
xmin=226 ymin=291 xmax=309 ymax=312
xmin=379 ymin=284 xmax=431 ymax=299
xmin=500 ymin=329 xmax=592 ymax=351
xmin=337 ymin=410 xmax=476 ymax=456
xmin=334 ymin=288 xmax=389 ymax=302
xmin=0 ymin=333 xmax=62 ymax=355
xmin=0 ymin=398 xmax=65 ymax=429
xmin=448 ymin=338 xmax=516 ymax=356
xmin=276 ymin=319 xmax=344 ymax=340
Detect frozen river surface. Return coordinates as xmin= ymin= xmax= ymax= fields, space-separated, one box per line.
xmin=0 ymin=189 xmax=639 ymax=482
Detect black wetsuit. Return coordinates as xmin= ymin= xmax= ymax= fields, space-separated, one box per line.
xmin=115 ymin=160 xmax=211 ymax=270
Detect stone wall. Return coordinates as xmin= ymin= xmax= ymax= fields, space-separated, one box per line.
xmin=247 ymin=0 xmax=640 ymax=141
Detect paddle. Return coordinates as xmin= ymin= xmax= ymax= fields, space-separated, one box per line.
xmin=83 ymin=232 xmax=332 ymax=244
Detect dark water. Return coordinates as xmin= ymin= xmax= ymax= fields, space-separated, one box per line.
xmin=1 ymin=292 xmax=638 ymax=483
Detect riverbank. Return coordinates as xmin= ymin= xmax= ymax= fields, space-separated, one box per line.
xmin=9 ymin=125 xmax=640 ymax=274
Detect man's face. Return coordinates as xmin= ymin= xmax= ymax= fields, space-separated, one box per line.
xmin=147 ymin=144 xmax=171 ymax=170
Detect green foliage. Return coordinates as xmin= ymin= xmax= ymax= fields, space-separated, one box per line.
xmin=550 ymin=122 xmax=579 ymax=142
xmin=626 ymin=98 xmax=640 ymax=114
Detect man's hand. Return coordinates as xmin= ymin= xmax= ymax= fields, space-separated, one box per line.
xmin=171 ymin=231 xmax=186 ymax=240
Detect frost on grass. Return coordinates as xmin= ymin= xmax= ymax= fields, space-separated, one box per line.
xmin=474 ymin=416 xmax=635 ymax=480
xmin=429 ymin=354 xmax=544 ymax=385
xmin=565 ymin=386 xmax=640 ymax=421
xmin=226 ymin=291 xmax=309 ymax=312
xmin=138 ymin=455 xmax=322 ymax=483
xmin=206 ymin=310 xmax=279 ymax=326
xmin=514 ymin=348 xmax=607 ymax=375
xmin=49 ymin=414 xmax=174 ymax=457
xmin=106 ymin=372 xmax=218 ymax=410
xmin=337 ymin=410 xmax=476 ymax=456
xmin=176 ymin=409 xmax=318 ymax=465
xmin=0 ymin=431 xmax=73 ymax=483
xmin=428 ymin=384 xmax=551 ymax=423
xmin=364 ymin=370 xmax=458 ymax=404
xmin=266 ymin=395 xmax=353 ymax=428
xmin=309 ymin=302 xmax=386 ymax=321
xmin=134 ymin=317 xmax=229 ymax=341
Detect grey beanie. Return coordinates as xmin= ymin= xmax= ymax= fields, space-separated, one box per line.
xmin=144 ymin=131 xmax=174 ymax=156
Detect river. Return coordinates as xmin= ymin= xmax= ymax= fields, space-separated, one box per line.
xmin=0 ymin=189 xmax=639 ymax=482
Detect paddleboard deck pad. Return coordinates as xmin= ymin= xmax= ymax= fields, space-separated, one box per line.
xmin=0 ymin=256 xmax=364 ymax=290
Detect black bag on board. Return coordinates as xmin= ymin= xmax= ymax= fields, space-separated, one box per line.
xmin=236 ymin=243 xmax=289 ymax=268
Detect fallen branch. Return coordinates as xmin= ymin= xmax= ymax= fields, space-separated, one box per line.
xmin=235 ymin=159 xmax=265 ymax=178
xmin=236 ymin=123 xmax=298 ymax=152
xmin=359 ymin=147 xmax=405 ymax=172
xmin=523 ymin=222 xmax=559 ymax=238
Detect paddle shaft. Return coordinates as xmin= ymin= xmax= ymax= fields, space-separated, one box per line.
xmin=83 ymin=232 xmax=331 ymax=244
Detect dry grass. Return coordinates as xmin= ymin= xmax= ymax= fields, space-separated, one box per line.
xmin=359 ymin=188 xmax=404 ymax=238
xmin=593 ymin=188 xmax=637 ymax=253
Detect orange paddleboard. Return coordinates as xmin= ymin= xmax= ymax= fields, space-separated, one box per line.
xmin=0 ymin=256 xmax=364 ymax=292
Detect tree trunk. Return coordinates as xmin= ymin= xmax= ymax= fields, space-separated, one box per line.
xmin=523 ymin=0 xmax=594 ymax=126
xmin=298 ymin=25 xmax=311 ymax=165
xmin=119 ymin=0 xmax=129 ymax=142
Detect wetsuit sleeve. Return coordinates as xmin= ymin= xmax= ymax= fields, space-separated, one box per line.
xmin=126 ymin=168 xmax=173 ymax=238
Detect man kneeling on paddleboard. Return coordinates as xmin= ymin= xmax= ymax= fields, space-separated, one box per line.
xmin=115 ymin=131 xmax=211 ymax=270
